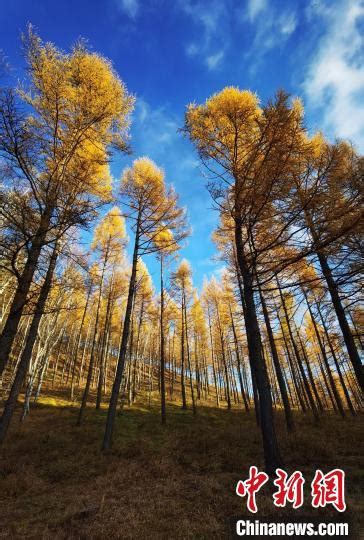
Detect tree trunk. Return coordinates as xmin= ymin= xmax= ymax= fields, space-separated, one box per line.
xmin=180 ymin=294 xmax=187 ymax=410
xmin=257 ymin=283 xmax=294 ymax=431
xmin=0 ymin=208 xmax=52 ymax=376
xmin=160 ymin=256 xmax=167 ymax=425
xmin=316 ymin=300 xmax=356 ymax=415
xmin=303 ymin=290 xmax=345 ymax=418
xmin=304 ymin=208 xmax=364 ymax=391
xmin=96 ymin=277 xmax=114 ymax=410
xmin=77 ymin=245 xmax=109 ymax=426
xmin=229 ymin=303 xmax=250 ymax=412
xmin=0 ymin=240 xmax=58 ymax=445
xmin=70 ymin=283 xmax=92 ymax=401
xmin=215 ymin=300 xmax=231 ymax=410
xmin=184 ymin=289 xmax=196 ymax=415
xmin=102 ymin=217 xmax=140 ymax=450
xmin=277 ymin=282 xmax=320 ymax=422
xmin=234 ymin=220 xmax=282 ymax=474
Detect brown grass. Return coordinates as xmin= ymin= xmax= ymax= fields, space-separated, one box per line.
xmin=0 ymin=391 xmax=363 ymax=539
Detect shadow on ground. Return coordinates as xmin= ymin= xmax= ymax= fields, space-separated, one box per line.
xmin=0 ymin=390 xmax=363 ymax=538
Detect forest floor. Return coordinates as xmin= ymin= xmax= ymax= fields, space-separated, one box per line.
xmin=0 ymin=390 xmax=363 ymax=539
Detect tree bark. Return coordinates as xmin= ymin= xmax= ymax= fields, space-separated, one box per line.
xmin=229 ymin=303 xmax=250 ymax=413
xmin=70 ymin=283 xmax=92 ymax=401
xmin=303 ymin=208 xmax=364 ymax=392
xmin=234 ymin=220 xmax=282 ymax=474
xmin=0 ymin=208 xmax=52 ymax=376
xmin=0 ymin=240 xmax=58 ymax=445
xmin=102 ymin=216 xmax=140 ymax=450
xmin=77 ymin=247 xmax=108 ymax=426
xmin=257 ymin=283 xmax=294 ymax=431
xmin=277 ymin=281 xmax=320 ymax=422
xmin=160 ymin=256 xmax=167 ymax=424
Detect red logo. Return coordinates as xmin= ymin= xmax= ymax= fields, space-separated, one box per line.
xmin=236 ymin=468 xmax=346 ymax=513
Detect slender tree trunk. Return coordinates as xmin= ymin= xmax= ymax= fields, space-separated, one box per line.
xmin=280 ymin=321 xmax=306 ymax=413
xmin=132 ymin=299 xmax=144 ymax=400
xmin=96 ymin=278 xmax=114 ymax=410
xmin=304 ymin=209 xmax=364 ymax=391
xmin=317 ymin=250 xmax=363 ymax=391
xmin=160 ymin=256 xmax=167 ymax=424
xmin=180 ymin=294 xmax=187 ymax=410
xmin=234 ymin=219 xmax=282 ymax=474
xmin=102 ymin=217 xmax=140 ymax=450
xmin=184 ymin=289 xmax=196 ymax=415
xmin=77 ymin=317 xmax=92 ymax=389
xmin=317 ymin=354 xmax=337 ymax=412
xmin=316 ymin=300 xmax=356 ymax=415
xmin=296 ymin=330 xmax=324 ymax=413
xmin=52 ymin=326 xmax=65 ymax=388
xmin=303 ymin=290 xmax=345 ymax=418
xmin=348 ymin=310 xmax=363 ymax=350
xmin=70 ymin=284 xmax=92 ymax=401
xmin=229 ymin=303 xmax=250 ymax=412
xmin=0 ymin=208 xmax=53 ymax=376
xmin=277 ymin=280 xmax=320 ymax=422
xmin=0 ymin=240 xmax=58 ymax=445
xmin=77 ymin=246 xmax=108 ymax=426
xmin=257 ymin=283 xmax=294 ymax=431
xmin=194 ymin=333 xmax=201 ymax=400
xmin=215 ymin=300 xmax=231 ymax=410
xmin=234 ymin=251 xmax=261 ymax=426
xmin=207 ymin=308 xmax=219 ymax=408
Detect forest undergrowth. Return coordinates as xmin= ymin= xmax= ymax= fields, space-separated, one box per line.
xmin=1 ymin=386 xmax=363 ymax=539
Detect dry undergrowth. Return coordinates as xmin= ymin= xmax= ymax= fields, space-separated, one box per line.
xmin=0 ymin=390 xmax=363 ymax=539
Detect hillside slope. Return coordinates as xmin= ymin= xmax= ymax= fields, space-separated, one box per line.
xmin=0 ymin=391 xmax=363 ymax=538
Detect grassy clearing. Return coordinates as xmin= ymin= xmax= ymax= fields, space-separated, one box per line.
xmin=0 ymin=391 xmax=363 ymax=539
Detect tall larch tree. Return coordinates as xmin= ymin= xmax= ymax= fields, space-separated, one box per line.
xmin=184 ymin=89 xmax=308 ymax=472
xmin=102 ymin=157 xmax=188 ymax=450
xmin=0 ymin=27 xmax=134 ymax=378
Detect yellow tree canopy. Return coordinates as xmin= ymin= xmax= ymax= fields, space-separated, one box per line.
xmin=136 ymin=259 xmax=154 ymax=301
xmin=173 ymin=259 xmax=192 ymax=292
xmin=92 ymin=206 xmax=127 ymax=263
xmin=185 ymin=87 xmax=307 ymax=219
xmin=154 ymin=228 xmax=178 ymax=255
xmin=185 ymin=87 xmax=261 ymax=165
xmin=121 ymin=157 xmax=165 ymax=207
xmin=20 ymin=27 xmax=134 ymax=203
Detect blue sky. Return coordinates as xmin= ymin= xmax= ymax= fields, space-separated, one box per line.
xmin=1 ymin=0 xmax=363 ymax=291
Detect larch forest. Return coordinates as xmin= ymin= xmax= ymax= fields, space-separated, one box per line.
xmin=0 ymin=26 xmax=363 ymax=539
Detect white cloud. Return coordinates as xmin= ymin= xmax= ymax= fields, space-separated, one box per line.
xmin=246 ymin=0 xmax=267 ymax=22
xmin=137 ymin=99 xmax=148 ymax=123
xmin=117 ymin=0 xmax=139 ymax=19
xmin=303 ymin=0 xmax=364 ymax=150
xmin=243 ymin=4 xmax=297 ymax=73
xmin=186 ymin=43 xmax=198 ymax=57
xmin=180 ymin=0 xmax=222 ymax=40
xmin=206 ymin=50 xmax=225 ymax=70
xmin=178 ymin=0 xmax=228 ymax=70
xmin=135 ymin=98 xmax=179 ymax=150
xmin=279 ymin=12 xmax=297 ymax=35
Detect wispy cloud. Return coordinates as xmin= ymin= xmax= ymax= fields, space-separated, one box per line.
xmin=116 ymin=0 xmax=139 ymax=19
xmin=242 ymin=2 xmax=297 ymax=73
xmin=181 ymin=0 xmax=222 ymax=38
xmin=206 ymin=50 xmax=225 ymax=70
xmin=134 ymin=98 xmax=180 ymax=152
xmin=246 ymin=0 xmax=268 ymax=22
xmin=178 ymin=0 xmax=228 ymax=70
xmin=279 ymin=12 xmax=297 ymax=35
xmin=303 ymin=0 xmax=364 ymax=151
